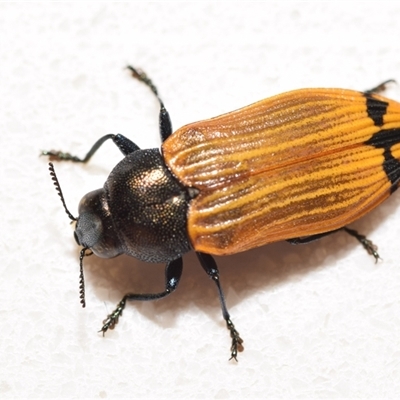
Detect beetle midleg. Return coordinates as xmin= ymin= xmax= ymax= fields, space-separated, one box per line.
xmin=99 ymin=257 xmax=183 ymax=334
xmin=288 ymin=227 xmax=380 ymax=262
xmin=126 ymin=65 xmax=173 ymax=142
xmin=41 ymin=133 xmax=140 ymax=162
xmin=196 ymin=252 xmax=244 ymax=361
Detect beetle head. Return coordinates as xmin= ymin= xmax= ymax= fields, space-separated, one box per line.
xmin=75 ymin=189 xmax=123 ymax=259
xmin=48 ymin=163 xmax=124 ymax=310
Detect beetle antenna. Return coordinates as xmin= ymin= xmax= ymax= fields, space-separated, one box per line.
xmin=49 ymin=163 xmax=86 ymax=306
xmin=79 ymin=248 xmax=87 ymax=308
xmin=48 ymin=163 xmax=77 ymax=222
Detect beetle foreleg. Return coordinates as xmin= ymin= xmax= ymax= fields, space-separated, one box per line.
xmin=42 ymin=133 xmax=140 ymax=162
xmin=196 ymin=252 xmax=244 ymax=361
xmin=126 ymin=65 xmax=173 ymax=142
xmin=99 ymin=257 xmax=183 ymax=335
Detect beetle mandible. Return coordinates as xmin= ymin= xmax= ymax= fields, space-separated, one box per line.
xmin=43 ymin=67 xmax=400 ymax=361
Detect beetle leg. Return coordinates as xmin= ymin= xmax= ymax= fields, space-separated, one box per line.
xmin=365 ymin=79 xmax=397 ymax=95
xmin=288 ymin=227 xmax=380 ymax=262
xmin=99 ymin=257 xmax=183 ymax=334
xmin=287 ymin=229 xmax=343 ymax=245
xmin=126 ymin=65 xmax=173 ymax=142
xmin=112 ymin=134 xmax=141 ymax=155
xmin=196 ymin=252 xmax=244 ymax=361
xmin=342 ymin=227 xmax=380 ymax=262
xmin=41 ymin=133 xmax=140 ymax=162
xmin=158 ymin=105 xmax=173 ymax=142
xmin=127 ymin=65 xmax=160 ymax=99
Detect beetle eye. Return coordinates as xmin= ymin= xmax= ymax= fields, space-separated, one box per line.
xmin=74 ymin=230 xmax=80 ymax=246
xmin=74 ymin=212 xmax=103 ymax=249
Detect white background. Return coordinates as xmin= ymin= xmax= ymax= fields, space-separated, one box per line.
xmin=1 ymin=2 xmax=400 ymax=399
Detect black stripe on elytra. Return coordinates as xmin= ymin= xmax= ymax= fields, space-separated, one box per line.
xmin=365 ymin=128 xmax=400 ymax=193
xmin=363 ymin=93 xmax=389 ymax=127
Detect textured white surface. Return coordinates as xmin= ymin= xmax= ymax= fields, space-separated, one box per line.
xmin=2 ymin=2 xmax=400 ymax=398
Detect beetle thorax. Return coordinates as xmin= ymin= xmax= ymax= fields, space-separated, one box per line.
xmin=102 ymin=148 xmax=192 ymax=263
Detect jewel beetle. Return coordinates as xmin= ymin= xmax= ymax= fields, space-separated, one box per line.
xmin=43 ymin=67 xmax=400 ymax=361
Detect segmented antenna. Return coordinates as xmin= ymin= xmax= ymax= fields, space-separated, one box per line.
xmin=48 ymin=163 xmax=76 ymax=222
xmin=79 ymin=248 xmax=87 ymax=308
xmin=48 ymin=162 xmax=86 ymax=308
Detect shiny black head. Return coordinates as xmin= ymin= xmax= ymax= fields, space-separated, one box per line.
xmin=74 ymin=188 xmax=123 ymax=258
xmin=49 ymin=148 xmax=193 ymax=278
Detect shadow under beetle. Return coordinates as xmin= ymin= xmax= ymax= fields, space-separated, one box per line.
xmin=43 ymin=67 xmax=400 ymax=360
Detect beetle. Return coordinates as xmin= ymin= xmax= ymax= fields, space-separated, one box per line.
xmin=43 ymin=67 xmax=400 ymax=361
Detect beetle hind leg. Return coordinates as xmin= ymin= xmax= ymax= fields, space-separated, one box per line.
xmin=342 ymin=227 xmax=380 ymax=262
xmin=196 ymin=252 xmax=244 ymax=361
xmin=365 ymin=79 xmax=397 ymax=95
xmin=99 ymin=257 xmax=183 ymax=335
xmin=287 ymin=229 xmax=341 ymax=245
xmin=288 ymin=227 xmax=380 ymax=262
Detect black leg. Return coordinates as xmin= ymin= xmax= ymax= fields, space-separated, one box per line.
xmin=196 ymin=252 xmax=244 ymax=361
xmin=287 ymin=229 xmax=341 ymax=245
xmin=99 ymin=257 xmax=183 ymax=334
xmin=112 ymin=134 xmax=141 ymax=155
xmin=159 ymin=106 xmax=173 ymax=142
xmin=365 ymin=79 xmax=397 ymax=95
xmin=126 ymin=65 xmax=173 ymax=142
xmin=342 ymin=227 xmax=380 ymax=262
xmin=41 ymin=133 xmax=140 ymax=162
xmin=288 ymin=227 xmax=380 ymax=262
